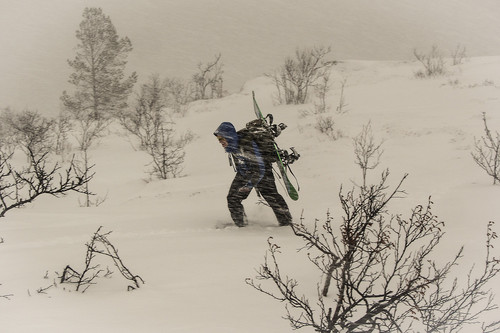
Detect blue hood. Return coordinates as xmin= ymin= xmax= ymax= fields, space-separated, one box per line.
xmin=214 ymin=122 xmax=239 ymax=153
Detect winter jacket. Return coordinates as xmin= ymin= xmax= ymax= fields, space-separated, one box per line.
xmin=214 ymin=122 xmax=266 ymax=188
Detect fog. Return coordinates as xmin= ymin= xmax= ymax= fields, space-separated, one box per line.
xmin=1 ymin=0 xmax=499 ymax=115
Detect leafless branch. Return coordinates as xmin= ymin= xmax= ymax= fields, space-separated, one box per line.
xmin=60 ymin=226 xmax=144 ymax=292
xmin=247 ymin=171 xmax=500 ymax=332
xmin=269 ymin=46 xmax=334 ymax=105
xmin=0 ymin=147 xmax=94 ymax=218
xmin=472 ymin=112 xmax=500 ymax=184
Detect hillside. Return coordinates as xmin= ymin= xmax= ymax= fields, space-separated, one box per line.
xmin=1 ymin=57 xmax=500 ymax=332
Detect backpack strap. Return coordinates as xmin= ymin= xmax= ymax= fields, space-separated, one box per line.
xmin=236 ymin=129 xmax=253 ymax=150
xmin=228 ymin=153 xmax=236 ymax=172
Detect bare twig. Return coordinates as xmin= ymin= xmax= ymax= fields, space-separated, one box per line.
xmin=247 ymin=171 xmax=500 ymax=332
xmin=60 ymin=226 xmax=144 ymax=292
xmin=0 ymin=147 xmax=94 ymax=218
xmin=472 ymin=112 xmax=500 ymax=184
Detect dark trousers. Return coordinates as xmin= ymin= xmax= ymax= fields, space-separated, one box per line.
xmin=227 ymin=167 xmax=291 ymax=226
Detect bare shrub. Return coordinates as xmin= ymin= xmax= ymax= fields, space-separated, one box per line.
xmin=192 ymin=53 xmax=224 ymax=100
xmin=472 ymin=112 xmax=500 ymax=184
xmin=120 ymin=75 xmax=193 ymax=179
xmin=336 ymin=77 xmax=349 ymax=114
xmin=451 ymin=44 xmax=467 ymax=66
xmin=0 ymin=110 xmax=17 ymax=155
xmin=0 ymin=109 xmax=55 ymax=158
xmin=414 ymin=45 xmax=447 ymax=78
xmin=164 ymin=77 xmax=193 ymax=115
xmin=315 ymin=115 xmax=341 ymax=140
xmin=353 ymin=121 xmax=384 ymax=187
xmin=269 ymin=46 xmax=334 ymax=105
xmin=68 ymin=109 xmax=110 ymax=207
xmin=247 ymin=171 xmax=500 ymax=332
xmin=147 ymin=127 xmax=193 ymax=179
xmin=314 ymin=74 xmax=331 ymax=114
xmin=52 ymin=111 xmax=73 ymax=159
xmin=0 ymin=145 xmax=93 ymax=218
xmin=60 ymin=226 xmax=144 ymax=292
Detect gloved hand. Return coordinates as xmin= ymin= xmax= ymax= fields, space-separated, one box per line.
xmin=238 ymin=186 xmax=252 ymax=194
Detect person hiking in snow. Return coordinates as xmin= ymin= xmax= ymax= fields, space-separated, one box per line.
xmin=214 ymin=122 xmax=292 ymax=227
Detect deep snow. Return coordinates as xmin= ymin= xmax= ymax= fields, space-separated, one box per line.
xmin=1 ymin=56 xmax=500 ymax=332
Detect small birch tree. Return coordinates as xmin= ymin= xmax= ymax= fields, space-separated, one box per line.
xmin=353 ymin=121 xmax=384 ymax=188
xmin=192 ymin=53 xmax=224 ymax=100
xmin=472 ymin=112 xmax=500 ymax=184
xmin=120 ymin=75 xmax=192 ymax=179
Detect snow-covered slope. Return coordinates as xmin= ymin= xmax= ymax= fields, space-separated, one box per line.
xmin=1 ymin=57 xmax=500 ymax=332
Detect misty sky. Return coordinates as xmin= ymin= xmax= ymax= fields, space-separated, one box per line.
xmin=1 ymin=0 xmax=499 ymax=115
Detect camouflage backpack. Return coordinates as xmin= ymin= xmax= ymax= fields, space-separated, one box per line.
xmin=238 ymin=118 xmax=278 ymax=163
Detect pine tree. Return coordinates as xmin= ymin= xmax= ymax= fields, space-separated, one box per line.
xmin=61 ymin=7 xmax=137 ymax=206
xmin=61 ymin=7 xmax=136 ymax=121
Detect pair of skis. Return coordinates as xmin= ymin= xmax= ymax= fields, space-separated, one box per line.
xmin=252 ymin=91 xmax=299 ymax=201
